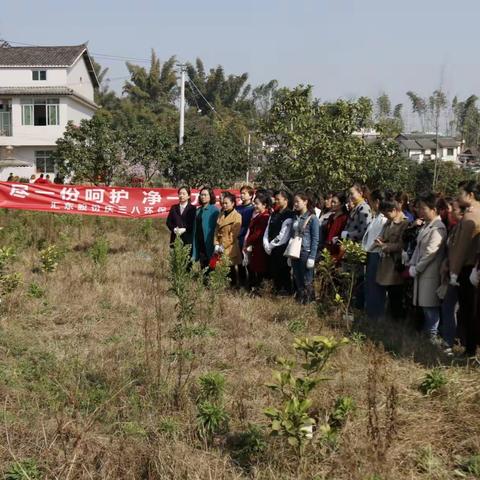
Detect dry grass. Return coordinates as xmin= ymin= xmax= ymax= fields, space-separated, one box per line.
xmin=0 ymin=210 xmax=479 ymax=479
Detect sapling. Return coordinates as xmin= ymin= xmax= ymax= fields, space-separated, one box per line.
xmin=264 ymin=335 xmax=348 ymax=460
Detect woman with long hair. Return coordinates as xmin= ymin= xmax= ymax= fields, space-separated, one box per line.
xmin=289 ymin=191 xmax=320 ymax=303
xmin=322 ymin=192 xmax=348 ymax=262
xmin=362 ymin=189 xmax=388 ymax=319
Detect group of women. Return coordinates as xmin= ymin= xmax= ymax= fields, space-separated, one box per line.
xmin=166 ymin=181 xmax=480 ymax=358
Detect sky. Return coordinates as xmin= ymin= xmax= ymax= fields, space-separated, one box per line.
xmin=1 ymin=0 xmax=479 ymax=128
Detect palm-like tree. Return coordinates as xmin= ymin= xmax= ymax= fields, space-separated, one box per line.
xmin=185 ymin=58 xmax=252 ymax=115
xmin=123 ymin=50 xmax=178 ymax=112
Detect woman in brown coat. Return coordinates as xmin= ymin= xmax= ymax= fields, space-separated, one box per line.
xmin=214 ymin=192 xmax=242 ymax=284
xmin=375 ymin=199 xmax=409 ymax=320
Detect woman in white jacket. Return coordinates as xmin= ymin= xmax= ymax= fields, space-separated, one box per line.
xmin=408 ymin=193 xmax=447 ymax=340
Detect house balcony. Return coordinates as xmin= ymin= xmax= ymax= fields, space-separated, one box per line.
xmin=0 ymin=112 xmax=12 ymax=136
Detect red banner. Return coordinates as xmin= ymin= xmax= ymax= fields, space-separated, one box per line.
xmin=0 ymin=182 xmax=238 ymax=218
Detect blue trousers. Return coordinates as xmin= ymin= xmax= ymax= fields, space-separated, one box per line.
xmin=292 ymin=252 xmax=314 ymax=299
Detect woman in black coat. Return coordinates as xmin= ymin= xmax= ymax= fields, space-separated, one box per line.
xmin=166 ymin=186 xmax=197 ymax=246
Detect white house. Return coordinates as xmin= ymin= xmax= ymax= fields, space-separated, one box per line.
xmin=0 ymin=41 xmax=98 ymax=180
xmin=395 ymin=133 xmax=461 ymax=163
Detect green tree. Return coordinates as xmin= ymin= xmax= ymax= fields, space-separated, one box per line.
xmin=55 ymin=113 xmax=122 ymax=185
xmin=122 ymin=121 xmax=175 ymax=184
xmin=406 ymin=91 xmax=427 ymax=132
xmin=123 ymin=50 xmax=178 ymax=112
xmin=258 ymin=85 xmax=405 ymax=192
xmin=376 ymin=93 xmax=391 ymax=120
xmin=168 ymin=125 xmax=247 ymax=187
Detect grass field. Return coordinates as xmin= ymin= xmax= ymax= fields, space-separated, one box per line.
xmin=0 ymin=210 xmax=479 ymax=479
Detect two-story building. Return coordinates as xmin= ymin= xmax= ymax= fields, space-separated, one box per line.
xmin=0 ymin=41 xmax=98 ymax=180
xmin=395 ymin=133 xmax=461 ymax=163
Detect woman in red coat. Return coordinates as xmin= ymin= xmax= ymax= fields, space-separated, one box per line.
xmin=243 ymin=191 xmax=272 ymax=293
xmin=323 ymin=192 xmax=348 ymax=262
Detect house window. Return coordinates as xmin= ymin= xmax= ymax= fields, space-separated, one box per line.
xmin=35 ymin=151 xmax=55 ymax=174
xmin=447 ymin=148 xmax=454 ymax=156
xmin=431 ymin=149 xmax=436 ymax=155
xmin=32 ymin=70 xmax=47 ymax=81
xmin=21 ymin=98 xmax=59 ymax=126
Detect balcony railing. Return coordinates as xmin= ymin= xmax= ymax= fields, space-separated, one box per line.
xmin=0 ymin=112 xmax=12 ymax=136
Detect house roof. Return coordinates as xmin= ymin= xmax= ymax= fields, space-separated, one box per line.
xmin=437 ymin=138 xmax=460 ymax=148
xmin=396 ymin=133 xmax=460 ymax=150
xmin=398 ymin=139 xmax=422 ymax=150
xmin=415 ymin=138 xmax=437 ymax=150
xmin=0 ymin=43 xmax=99 ymax=88
xmin=0 ymin=86 xmax=98 ymax=110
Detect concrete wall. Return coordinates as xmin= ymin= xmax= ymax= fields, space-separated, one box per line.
xmin=0 ymin=68 xmax=67 ymax=87
xmin=67 ymin=57 xmax=95 ymax=101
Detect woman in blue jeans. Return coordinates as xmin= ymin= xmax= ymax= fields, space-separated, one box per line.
xmin=289 ymin=192 xmax=320 ymax=304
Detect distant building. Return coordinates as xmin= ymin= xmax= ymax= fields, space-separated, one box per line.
xmin=395 ymin=133 xmax=461 ymax=163
xmin=0 ymin=41 xmax=98 ymax=180
xmin=459 ymin=147 xmax=480 ymax=172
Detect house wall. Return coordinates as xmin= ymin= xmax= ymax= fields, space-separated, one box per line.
xmin=67 ymin=57 xmax=94 ymax=100
xmin=0 ymin=96 xmax=95 ymax=147
xmin=0 ymin=146 xmax=47 ymax=181
xmin=65 ymin=97 xmax=96 ymax=124
xmin=0 ymin=68 xmax=67 ymax=87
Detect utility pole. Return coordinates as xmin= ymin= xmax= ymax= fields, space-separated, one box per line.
xmin=178 ymin=64 xmax=186 ymax=146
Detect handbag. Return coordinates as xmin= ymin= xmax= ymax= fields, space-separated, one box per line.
xmin=284 ymin=215 xmax=312 ymax=259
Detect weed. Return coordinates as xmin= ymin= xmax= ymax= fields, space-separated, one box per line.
xmin=197 ymin=401 xmax=229 ymax=441
xmin=416 ymin=445 xmax=445 ymax=476
xmin=330 ymin=395 xmax=356 ymax=429
xmin=4 ymin=459 xmax=41 ymax=480
xmin=288 ymin=319 xmax=306 ymax=334
xmin=228 ymin=424 xmax=267 ymax=468
xmin=455 ymin=454 xmax=480 ymax=477
xmin=419 ymin=368 xmax=448 ymax=396
xmin=27 ymin=281 xmax=45 ymax=298
xmin=198 ymin=372 xmax=226 ymax=402
xmin=39 ymin=244 xmax=62 ymax=272
xmin=158 ymin=417 xmax=179 ymax=437
xmin=89 ymin=236 xmax=110 ymax=266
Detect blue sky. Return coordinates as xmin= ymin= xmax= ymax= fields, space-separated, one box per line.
xmin=1 ymin=0 xmax=479 ymax=127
